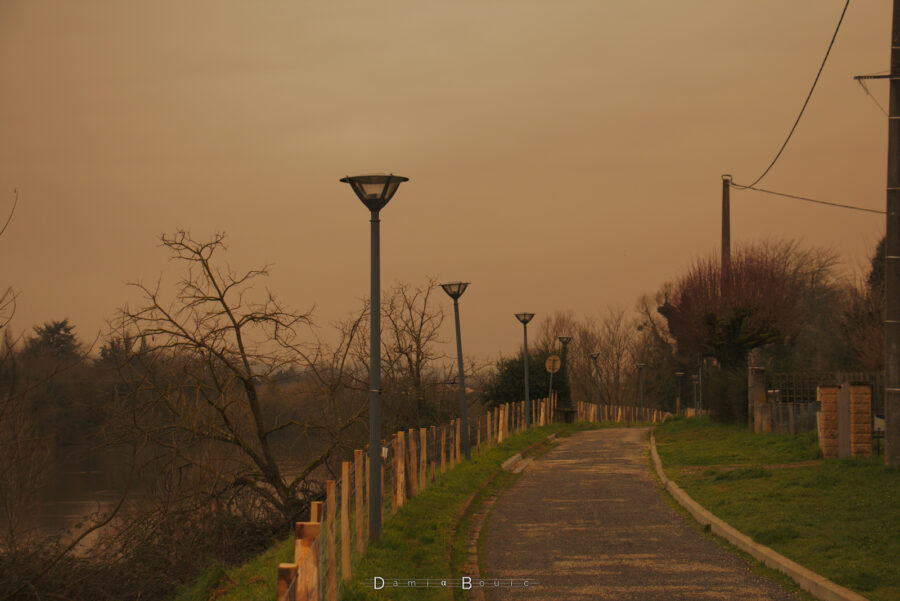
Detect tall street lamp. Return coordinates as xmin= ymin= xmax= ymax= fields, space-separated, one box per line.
xmin=340 ymin=173 xmax=408 ymax=542
xmin=515 ymin=313 xmax=535 ymax=427
xmin=590 ymin=351 xmax=601 ymax=407
xmin=441 ymin=281 xmax=470 ymax=460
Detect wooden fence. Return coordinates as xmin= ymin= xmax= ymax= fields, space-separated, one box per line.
xmin=274 ymin=395 xmax=558 ymax=601
xmin=575 ymin=401 xmax=672 ymax=424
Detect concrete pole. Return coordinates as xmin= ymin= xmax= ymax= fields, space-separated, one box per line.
xmin=368 ymin=210 xmax=383 ymax=541
xmin=886 ymin=0 xmax=900 ymax=467
xmin=722 ymin=175 xmax=731 ymax=284
xmin=452 ymin=298 xmax=470 ymax=460
xmin=523 ymin=324 xmax=531 ymax=428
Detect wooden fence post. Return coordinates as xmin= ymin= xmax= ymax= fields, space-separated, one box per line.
xmin=295 ymin=522 xmax=320 ymax=601
xmin=440 ymin=425 xmax=446 ymax=473
xmin=391 ymin=434 xmax=400 ymax=514
xmin=419 ymin=428 xmax=427 ymax=490
xmin=429 ymin=426 xmax=437 ymax=480
xmin=310 ymin=501 xmax=323 ymax=524
xmin=278 ymin=563 xmax=298 ymax=601
xmin=341 ymin=462 xmax=351 ymax=581
xmin=476 ymin=417 xmax=481 ymax=454
xmin=455 ymin=419 xmax=461 ymax=464
xmin=380 ymin=442 xmax=385 ymax=525
xmin=407 ymin=429 xmax=418 ymax=498
xmin=449 ymin=420 xmax=456 ymax=468
xmin=325 ymin=480 xmax=336 ymax=601
xmin=364 ymin=450 xmax=370 ymax=537
xmin=354 ymin=451 xmax=363 ymax=553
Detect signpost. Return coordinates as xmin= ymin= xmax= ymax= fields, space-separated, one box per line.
xmin=546 ymin=354 xmax=561 ymax=404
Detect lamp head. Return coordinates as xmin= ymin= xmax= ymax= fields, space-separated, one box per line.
xmin=589 ymin=351 xmax=600 ymax=361
xmin=440 ymin=281 xmax=469 ymax=300
xmin=558 ymin=336 xmax=572 ymax=347
xmin=514 ymin=312 xmax=534 ymax=325
xmin=340 ymin=174 xmax=408 ymax=212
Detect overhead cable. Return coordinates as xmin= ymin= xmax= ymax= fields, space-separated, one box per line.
xmin=732 ymin=0 xmax=851 ymax=190
xmin=733 ymin=185 xmax=884 ymax=215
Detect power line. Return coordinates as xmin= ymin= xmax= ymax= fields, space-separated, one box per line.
xmin=733 ymin=0 xmax=851 ymax=190
xmin=733 ymin=184 xmax=884 ymax=215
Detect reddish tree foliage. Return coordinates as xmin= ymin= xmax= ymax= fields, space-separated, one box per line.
xmin=658 ymin=245 xmax=808 ymax=369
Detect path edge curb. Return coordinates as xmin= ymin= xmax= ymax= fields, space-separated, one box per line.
xmin=649 ymin=432 xmax=869 ymax=601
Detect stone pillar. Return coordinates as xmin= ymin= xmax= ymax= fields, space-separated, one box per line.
xmin=850 ymin=382 xmax=873 ymax=457
xmin=818 ymin=385 xmax=840 ymax=459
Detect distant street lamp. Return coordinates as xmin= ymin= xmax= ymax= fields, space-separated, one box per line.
xmin=590 ymin=351 xmax=601 ymax=406
xmin=636 ymin=362 xmax=647 ymax=415
xmin=340 ymin=173 xmax=408 ymax=543
xmin=441 ymin=281 xmax=470 ymax=460
xmin=515 ymin=313 xmax=535 ymax=427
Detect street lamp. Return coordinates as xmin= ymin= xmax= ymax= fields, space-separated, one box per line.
xmin=515 ymin=313 xmax=535 ymax=428
xmin=590 ymin=351 xmax=601 ymax=408
xmin=340 ymin=173 xmax=408 ymax=543
xmin=441 ymin=281 xmax=470 ymax=460
xmin=636 ymin=362 xmax=647 ymax=418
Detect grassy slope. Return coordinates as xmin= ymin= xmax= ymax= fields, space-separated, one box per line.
xmin=173 ymin=423 xmax=574 ymax=601
xmin=655 ymin=418 xmax=900 ymax=601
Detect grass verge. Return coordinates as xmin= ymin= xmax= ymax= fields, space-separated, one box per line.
xmin=655 ymin=417 xmax=900 ymax=601
xmin=173 ymin=423 xmax=575 ymax=601
xmin=340 ymin=423 xmax=574 ymax=601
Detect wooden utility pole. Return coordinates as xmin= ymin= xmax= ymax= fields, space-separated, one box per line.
xmin=721 ymin=175 xmax=732 ymax=283
xmin=886 ymin=0 xmax=900 ymax=467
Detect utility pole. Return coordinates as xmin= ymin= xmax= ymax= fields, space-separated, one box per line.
xmin=886 ymin=0 xmax=900 ymax=467
xmin=722 ymin=175 xmax=732 ymax=284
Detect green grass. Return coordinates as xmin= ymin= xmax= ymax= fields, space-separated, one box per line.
xmin=655 ymin=418 xmax=900 ymax=601
xmin=340 ymin=424 xmax=573 ymax=601
xmin=654 ymin=416 xmax=821 ymax=470
xmin=172 ymin=538 xmax=293 ymax=601
xmin=171 ymin=423 xmax=576 ymax=601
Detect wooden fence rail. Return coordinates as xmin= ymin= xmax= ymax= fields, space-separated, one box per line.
xmin=273 ymin=395 xmax=558 ymax=600
xmin=575 ymin=401 xmax=672 ymax=424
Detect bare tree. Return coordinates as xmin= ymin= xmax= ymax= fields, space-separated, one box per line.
xmin=379 ymin=278 xmax=447 ymax=427
xmin=116 ymin=231 xmax=356 ymax=523
xmin=594 ymin=306 xmax=639 ymax=406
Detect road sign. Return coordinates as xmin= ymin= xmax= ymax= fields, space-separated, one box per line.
xmin=545 ymin=355 xmax=561 ymax=374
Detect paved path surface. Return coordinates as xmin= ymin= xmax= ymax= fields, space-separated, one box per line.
xmin=482 ymin=428 xmax=796 ymax=600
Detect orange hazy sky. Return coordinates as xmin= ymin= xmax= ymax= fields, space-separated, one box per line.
xmin=0 ymin=1 xmax=890 ymax=361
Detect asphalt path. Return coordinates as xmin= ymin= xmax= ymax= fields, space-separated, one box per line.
xmin=481 ymin=428 xmax=796 ymax=600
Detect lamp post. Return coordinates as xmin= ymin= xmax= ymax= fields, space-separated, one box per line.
xmin=441 ymin=281 xmax=470 ymax=460
xmin=558 ymin=336 xmax=572 ymax=408
xmin=636 ymin=362 xmax=646 ymax=418
xmin=590 ymin=351 xmax=601 ymax=408
xmin=675 ymin=371 xmax=685 ymax=416
xmin=515 ymin=313 xmax=535 ymax=428
xmin=340 ymin=173 xmax=407 ymax=543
